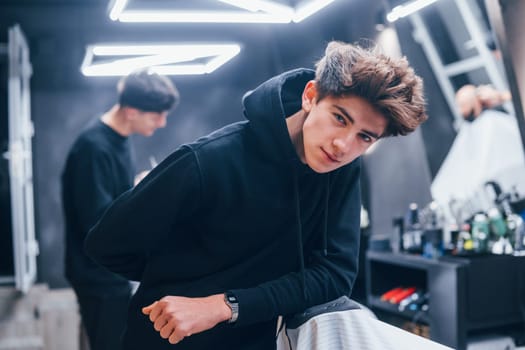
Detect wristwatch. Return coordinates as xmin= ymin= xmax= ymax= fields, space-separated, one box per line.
xmin=224 ymin=291 xmax=239 ymax=324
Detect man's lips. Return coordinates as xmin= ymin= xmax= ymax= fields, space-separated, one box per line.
xmin=321 ymin=148 xmax=340 ymax=163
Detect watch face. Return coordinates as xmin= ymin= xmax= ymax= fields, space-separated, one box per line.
xmin=227 ymin=295 xmax=236 ymax=303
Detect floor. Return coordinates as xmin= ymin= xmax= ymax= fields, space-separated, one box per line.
xmin=0 ymin=284 xmax=523 ymax=350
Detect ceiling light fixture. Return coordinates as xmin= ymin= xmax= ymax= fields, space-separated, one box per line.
xmin=108 ymin=0 xmax=128 ymax=21
xmin=293 ymin=0 xmax=335 ymax=23
xmin=386 ymin=0 xmax=439 ymax=22
xmin=218 ymin=0 xmax=294 ymax=16
xmin=116 ymin=11 xmax=291 ymax=24
xmin=81 ymin=43 xmax=241 ymax=76
xmin=107 ymin=0 xmax=337 ymax=23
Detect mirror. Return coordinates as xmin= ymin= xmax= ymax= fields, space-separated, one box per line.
xmin=387 ymin=0 xmax=525 ymax=221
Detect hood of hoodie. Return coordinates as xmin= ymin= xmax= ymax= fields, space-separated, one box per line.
xmin=242 ymin=68 xmax=328 ymax=298
xmin=242 ymin=68 xmax=315 ymax=167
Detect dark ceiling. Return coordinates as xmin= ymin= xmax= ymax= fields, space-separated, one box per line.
xmin=0 ymin=0 xmax=382 ymax=89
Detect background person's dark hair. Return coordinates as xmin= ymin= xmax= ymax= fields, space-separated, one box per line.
xmin=117 ymin=69 xmax=180 ymax=113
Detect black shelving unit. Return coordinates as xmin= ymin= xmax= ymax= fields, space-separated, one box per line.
xmin=368 ymin=295 xmax=430 ymax=324
xmin=366 ymin=251 xmax=525 ymax=350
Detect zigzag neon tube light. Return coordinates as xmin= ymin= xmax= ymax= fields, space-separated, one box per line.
xmin=108 ymin=0 xmax=336 ymax=23
xmin=81 ymin=44 xmax=241 ymax=76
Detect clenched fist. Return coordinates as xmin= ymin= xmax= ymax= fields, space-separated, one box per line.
xmin=142 ymin=294 xmax=232 ymax=345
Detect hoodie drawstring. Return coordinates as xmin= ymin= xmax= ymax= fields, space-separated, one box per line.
xmin=293 ymin=172 xmax=331 ymax=301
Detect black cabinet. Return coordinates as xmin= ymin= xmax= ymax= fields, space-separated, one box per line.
xmin=366 ymin=251 xmax=525 ymax=350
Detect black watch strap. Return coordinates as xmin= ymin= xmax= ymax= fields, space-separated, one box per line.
xmin=224 ymin=291 xmax=239 ymax=323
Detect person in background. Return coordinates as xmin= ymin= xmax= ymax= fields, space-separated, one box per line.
xmin=454 ymin=28 xmax=510 ymax=121
xmin=86 ymin=41 xmax=427 ymax=350
xmin=61 ymin=68 xmax=179 ymax=350
xmin=432 ymin=82 xmax=525 ymax=219
xmin=455 ymin=83 xmax=511 ymax=121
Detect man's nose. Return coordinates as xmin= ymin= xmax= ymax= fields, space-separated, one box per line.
xmin=333 ymin=134 xmax=354 ymax=156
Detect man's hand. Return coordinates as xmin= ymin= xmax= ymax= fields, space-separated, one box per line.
xmin=142 ymin=294 xmax=232 ymax=345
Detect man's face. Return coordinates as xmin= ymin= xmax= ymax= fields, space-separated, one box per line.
xmin=130 ymin=110 xmax=168 ymax=137
xmin=301 ymin=81 xmax=387 ymax=173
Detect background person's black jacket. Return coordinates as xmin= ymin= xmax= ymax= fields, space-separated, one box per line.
xmin=62 ymin=119 xmax=133 ymax=292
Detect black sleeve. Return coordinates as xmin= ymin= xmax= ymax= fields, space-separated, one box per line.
xmin=68 ymin=145 xmax=118 ymax=235
xmin=231 ymin=162 xmax=361 ymax=326
xmin=85 ymin=146 xmax=202 ymax=280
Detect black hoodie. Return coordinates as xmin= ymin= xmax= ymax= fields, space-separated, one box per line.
xmin=86 ymin=68 xmax=361 ymax=350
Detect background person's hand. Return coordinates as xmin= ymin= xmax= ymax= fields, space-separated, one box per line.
xmin=456 ymin=84 xmax=483 ymax=119
xmin=142 ymin=294 xmax=232 ymax=345
xmin=455 ymin=84 xmax=511 ymax=120
xmin=475 ymin=84 xmax=511 ymax=109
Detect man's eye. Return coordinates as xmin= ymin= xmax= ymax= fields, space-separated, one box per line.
xmin=334 ymin=114 xmax=346 ymax=125
xmin=360 ymin=134 xmax=372 ymax=143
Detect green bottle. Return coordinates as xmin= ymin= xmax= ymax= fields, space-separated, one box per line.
xmin=472 ymin=213 xmax=489 ymax=253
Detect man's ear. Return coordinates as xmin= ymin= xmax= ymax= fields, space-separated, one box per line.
xmin=302 ymin=80 xmax=317 ymax=112
xmin=123 ymin=106 xmax=140 ymax=120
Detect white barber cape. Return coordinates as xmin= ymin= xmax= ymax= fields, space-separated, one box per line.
xmin=431 ymin=110 xmax=525 ymax=217
xmin=276 ymin=297 xmax=452 ymax=350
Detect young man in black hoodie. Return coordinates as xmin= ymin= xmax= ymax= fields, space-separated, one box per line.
xmin=62 ymin=69 xmax=179 ymax=350
xmin=86 ymin=41 xmax=427 ymax=349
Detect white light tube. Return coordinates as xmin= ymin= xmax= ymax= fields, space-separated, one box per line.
xmin=108 ymin=0 xmax=128 ymax=21
xmin=204 ymin=47 xmax=241 ymax=73
xmin=217 ymin=0 xmax=261 ymax=12
xmin=108 ymin=0 xmax=337 ymax=24
xmin=81 ymin=44 xmax=241 ymax=76
xmin=82 ymin=54 xmax=190 ymax=76
xmin=118 ymin=10 xmax=291 ymax=23
xmin=293 ymin=0 xmax=335 ymax=23
xmin=91 ymin=44 xmax=239 ymax=57
xmin=218 ymin=0 xmax=294 ymax=17
xmin=386 ymin=0 xmax=439 ymax=22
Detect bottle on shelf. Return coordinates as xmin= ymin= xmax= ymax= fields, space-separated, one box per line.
xmin=391 ymin=216 xmax=404 ymax=253
xmin=488 ymin=207 xmax=513 ymax=255
xmin=403 ymin=203 xmax=424 ymax=254
xmin=471 ymin=213 xmax=490 ymax=253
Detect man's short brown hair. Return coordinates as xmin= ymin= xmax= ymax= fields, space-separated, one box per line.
xmin=315 ymin=41 xmax=427 ymax=137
